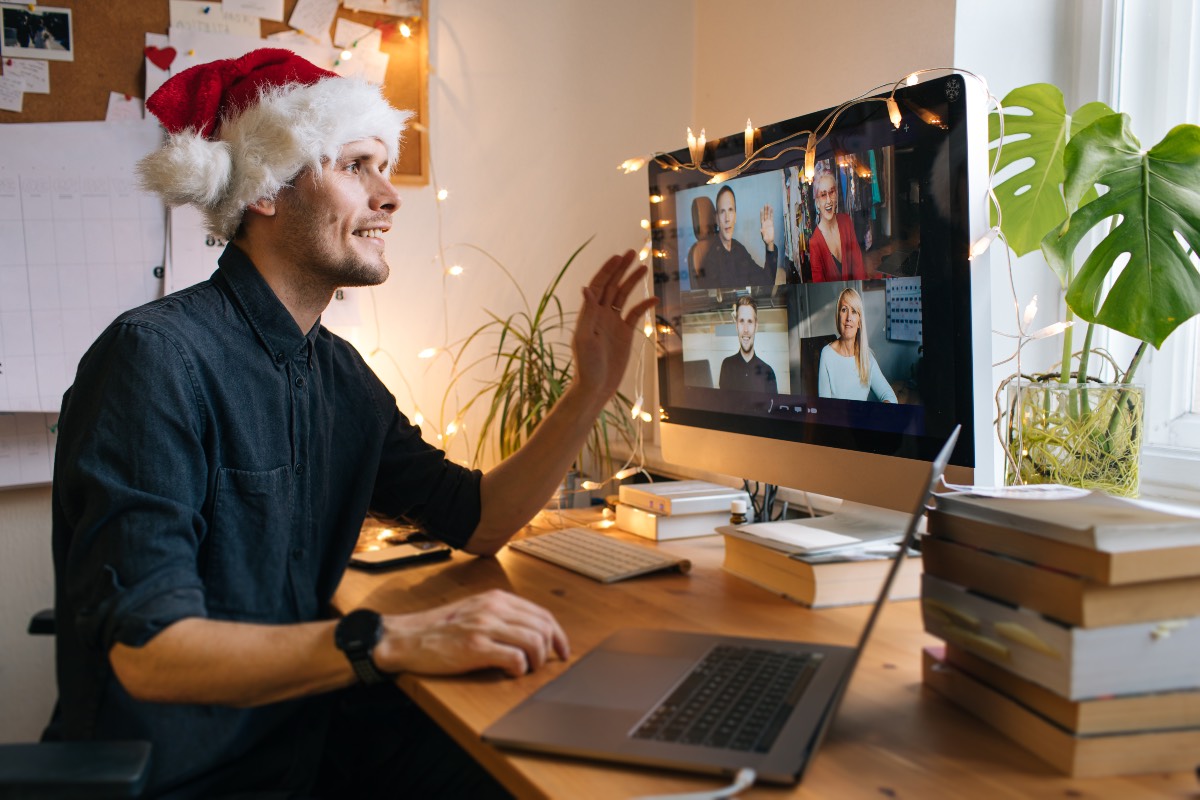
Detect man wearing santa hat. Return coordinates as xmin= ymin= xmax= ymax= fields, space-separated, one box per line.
xmin=50 ymin=48 xmax=654 ymax=797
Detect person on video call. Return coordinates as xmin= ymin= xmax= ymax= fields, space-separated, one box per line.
xmin=818 ymin=287 xmax=897 ymax=402
xmin=719 ymin=296 xmax=778 ymax=394
xmin=49 ymin=49 xmax=656 ymax=799
xmin=692 ymin=184 xmax=778 ymax=289
xmin=808 ymin=161 xmax=872 ymax=282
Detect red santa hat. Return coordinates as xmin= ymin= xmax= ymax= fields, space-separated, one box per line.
xmin=138 ymin=48 xmax=413 ymax=239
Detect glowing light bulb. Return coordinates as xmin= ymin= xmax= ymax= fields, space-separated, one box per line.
xmin=436 ymin=188 xmax=449 ymax=201
xmin=887 ymin=97 xmax=902 ymax=129
xmin=744 ymin=118 xmax=754 ymax=159
xmin=639 ymin=245 xmax=651 ymax=261
xmin=398 ymin=22 xmax=412 ymax=37
xmin=639 ymin=411 xmax=653 ymax=423
xmin=445 ymin=420 xmax=458 ymax=436
xmin=649 ymin=194 xmax=663 ymax=204
xmin=643 ymin=322 xmax=654 ymax=338
xmin=686 ymin=127 xmax=706 ymax=165
xmin=614 ymin=467 xmax=639 ymax=481
xmin=413 ymin=411 xmax=424 ymax=426
xmin=969 ymin=226 xmax=1000 ymax=260
xmin=448 ymin=264 xmax=463 ymax=276
xmin=906 ymin=72 xmax=919 ymax=86
xmin=640 ymin=219 xmax=650 ymax=230
xmin=630 ymin=396 xmax=644 ymax=419
xmin=804 ymin=133 xmax=816 ymax=181
xmin=580 ymin=480 xmax=604 ymax=491
xmin=340 ymin=50 xmax=353 ymax=61
xmin=417 ymin=347 xmax=438 ymax=359
xmin=618 ymin=157 xmax=646 ymax=174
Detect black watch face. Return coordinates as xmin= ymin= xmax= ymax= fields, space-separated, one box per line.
xmin=337 ymin=610 xmax=381 ymax=653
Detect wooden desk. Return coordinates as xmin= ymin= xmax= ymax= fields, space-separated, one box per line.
xmin=335 ymin=513 xmax=1196 ymax=799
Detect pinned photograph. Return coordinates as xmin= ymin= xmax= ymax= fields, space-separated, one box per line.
xmin=1 ymin=4 xmax=74 ymax=62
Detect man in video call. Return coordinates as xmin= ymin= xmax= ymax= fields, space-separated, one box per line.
xmin=692 ymin=184 xmax=778 ymax=288
xmin=718 ymin=296 xmax=778 ymax=394
xmin=49 ymin=49 xmax=655 ymax=798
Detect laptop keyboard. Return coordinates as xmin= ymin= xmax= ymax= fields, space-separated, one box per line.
xmin=632 ymin=645 xmax=821 ymax=753
xmin=508 ymin=527 xmax=689 ymax=583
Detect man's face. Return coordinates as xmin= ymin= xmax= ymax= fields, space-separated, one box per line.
xmin=736 ymin=304 xmax=757 ymax=356
xmin=273 ymin=137 xmax=400 ymax=289
xmin=814 ymin=174 xmax=838 ymax=223
xmin=716 ymin=191 xmax=736 ymax=248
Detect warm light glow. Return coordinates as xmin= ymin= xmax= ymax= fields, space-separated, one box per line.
xmin=614 ymin=467 xmax=639 ymax=481
xmin=639 ymin=411 xmax=653 ymax=423
xmin=706 ymin=171 xmax=735 ymax=184
xmin=448 ymin=264 xmax=464 ymax=276
xmin=618 ymin=157 xmax=647 ymax=174
xmin=340 ymin=50 xmax=353 ymax=61
xmin=595 ymin=518 xmax=617 ymax=529
xmin=969 ymin=226 xmax=1000 ymax=260
xmin=630 ymin=396 xmax=644 ymax=419
xmin=445 ymin=420 xmax=459 ymax=436
xmin=804 ymin=133 xmax=817 ymax=181
xmin=906 ymin=72 xmax=919 ymax=86
xmin=649 ymin=194 xmax=663 ymax=204
xmin=1022 ymin=296 xmax=1039 ymax=329
xmin=580 ymin=480 xmax=604 ymax=491
xmin=744 ymin=118 xmax=754 ymax=159
xmin=417 ymin=347 xmax=438 ymax=359
xmin=639 ymin=245 xmax=651 ymax=261
xmin=686 ymin=127 xmax=706 ymax=165
xmin=412 ymin=412 xmax=424 ymax=427
xmin=640 ymin=218 xmax=650 ymax=230
xmin=398 ymin=22 xmax=412 ymax=37
xmin=887 ymin=97 xmax=902 ymax=129
xmin=643 ymin=322 xmax=654 ymax=338
xmin=436 ymin=188 xmax=449 ymax=201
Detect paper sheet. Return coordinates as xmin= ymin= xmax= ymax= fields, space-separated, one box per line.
xmin=0 ymin=76 xmax=21 ymax=112
xmin=0 ymin=413 xmax=57 ymax=488
xmin=333 ymin=18 xmax=382 ymax=50
xmin=343 ymin=0 xmax=420 ymax=16
xmin=223 ymin=0 xmax=284 ymax=22
xmin=288 ymin=0 xmax=339 ymax=36
xmin=3 ymin=58 xmax=50 ymax=93
xmin=105 ymin=91 xmax=144 ymax=122
xmin=169 ymin=0 xmax=262 ymax=37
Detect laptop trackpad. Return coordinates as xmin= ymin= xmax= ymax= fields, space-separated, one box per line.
xmin=538 ymin=650 xmax=696 ymax=711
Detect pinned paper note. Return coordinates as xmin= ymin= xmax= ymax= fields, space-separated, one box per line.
xmin=169 ymin=0 xmax=262 ymax=37
xmin=0 ymin=76 xmax=23 ymax=112
xmin=288 ymin=0 xmax=339 ymax=37
xmin=332 ymin=48 xmax=388 ymax=84
xmin=223 ymin=0 xmax=284 ymax=22
xmin=2 ymin=58 xmax=49 ymax=93
xmin=333 ymin=18 xmax=382 ymax=50
xmin=105 ymin=91 xmax=144 ymax=122
xmin=342 ymin=0 xmax=420 ymax=16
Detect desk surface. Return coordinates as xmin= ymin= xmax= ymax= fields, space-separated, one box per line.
xmin=335 ymin=512 xmax=1197 ymax=799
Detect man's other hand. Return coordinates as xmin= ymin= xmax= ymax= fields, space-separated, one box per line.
xmin=573 ymin=250 xmax=658 ymax=400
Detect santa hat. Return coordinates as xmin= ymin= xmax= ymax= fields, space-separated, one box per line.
xmin=138 ymin=48 xmax=413 ymax=240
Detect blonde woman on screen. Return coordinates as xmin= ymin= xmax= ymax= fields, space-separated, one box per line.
xmin=817 ymin=287 xmax=896 ymax=402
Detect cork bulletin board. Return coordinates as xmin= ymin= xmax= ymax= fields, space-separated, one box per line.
xmin=0 ymin=0 xmax=430 ymax=183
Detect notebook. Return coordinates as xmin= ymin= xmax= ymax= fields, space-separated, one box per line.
xmin=482 ymin=427 xmax=959 ymax=785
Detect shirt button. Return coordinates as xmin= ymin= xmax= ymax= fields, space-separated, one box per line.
xmin=295 ymin=463 xmax=305 ymax=475
xmin=275 ymin=352 xmax=286 ymax=364
xmin=295 ymin=376 xmax=306 ymax=388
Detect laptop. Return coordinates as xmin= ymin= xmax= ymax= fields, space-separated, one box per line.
xmin=482 ymin=427 xmax=959 ymax=785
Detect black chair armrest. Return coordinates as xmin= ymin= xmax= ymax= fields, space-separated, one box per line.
xmin=0 ymin=741 xmax=152 ymax=799
xmin=27 ymin=609 xmax=56 ymax=636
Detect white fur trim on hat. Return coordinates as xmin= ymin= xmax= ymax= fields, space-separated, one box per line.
xmin=139 ymin=77 xmax=413 ymax=240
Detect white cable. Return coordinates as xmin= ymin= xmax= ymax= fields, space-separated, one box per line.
xmin=633 ymin=767 xmax=757 ymax=800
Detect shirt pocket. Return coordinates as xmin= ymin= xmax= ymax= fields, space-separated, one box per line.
xmin=205 ymin=464 xmax=294 ymax=620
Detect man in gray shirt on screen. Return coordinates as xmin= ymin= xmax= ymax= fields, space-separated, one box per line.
xmin=50 ymin=48 xmax=655 ymax=798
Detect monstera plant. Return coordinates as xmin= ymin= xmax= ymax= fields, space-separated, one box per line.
xmin=990 ymin=83 xmax=1200 ymax=495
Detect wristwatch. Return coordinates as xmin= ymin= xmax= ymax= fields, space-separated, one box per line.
xmin=334 ymin=609 xmax=390 ymax=685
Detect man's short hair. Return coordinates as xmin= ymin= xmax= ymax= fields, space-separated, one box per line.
xmin=734 ymin=295 xmax=757 ymax=319
xmin=715 ymin=184 xmax=736 ymax=209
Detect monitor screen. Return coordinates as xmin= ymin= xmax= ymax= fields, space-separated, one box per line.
xmin=650 ymin=75 xmax=992 ymax=511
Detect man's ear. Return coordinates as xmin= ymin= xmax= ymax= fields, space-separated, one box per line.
xmin=245 ymin=197 xmax=277 ymax=217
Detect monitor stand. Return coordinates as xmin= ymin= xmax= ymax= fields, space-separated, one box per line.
xmin=738 ymin=501 xmax=915 ymax=554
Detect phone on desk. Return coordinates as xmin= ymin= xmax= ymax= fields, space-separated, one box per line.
xmin=348 ymin=533 xmax=452 ymax=571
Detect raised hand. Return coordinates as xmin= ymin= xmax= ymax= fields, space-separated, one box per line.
xmin=760 ymin=204 xmax=775 ymax=249
xmin=573 ymin=250 xmax=659 ymax=400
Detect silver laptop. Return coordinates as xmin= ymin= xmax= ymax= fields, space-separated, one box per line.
xmin=483 ymin=427 xmax=959 ymax=785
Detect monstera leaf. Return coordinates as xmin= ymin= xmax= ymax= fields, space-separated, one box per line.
xmin=988 ymin=84 xmax=1114 ymax=259
xmin=1042 ymin=115 xmax=1200 ymax=349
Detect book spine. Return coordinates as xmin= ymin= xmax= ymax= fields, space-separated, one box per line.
xmin=615 ymin=504 xmax=725 ymax=540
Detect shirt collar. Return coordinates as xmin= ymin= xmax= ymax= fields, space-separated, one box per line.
xmin=215 ymin=243 xmax=320 ymax=365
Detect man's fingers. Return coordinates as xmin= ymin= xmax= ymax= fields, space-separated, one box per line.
xmin=588 ymin=250 xmax=637 ymax=306
xmin=623 ymin=297 xmax=659 ymax=327
xmin=610 ymin=263 xmax=649 ymax=312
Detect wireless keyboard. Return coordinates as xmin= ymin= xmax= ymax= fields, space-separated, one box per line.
xmin=508 ymin=527 xmax=691 ymax=583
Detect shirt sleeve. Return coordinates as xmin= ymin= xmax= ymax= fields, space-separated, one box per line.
xmin=817 ymin=346 xmax=833 ymax=398
xmin=55 ymin=321 xmax=210 ymax=654
xmin=370 ymin=404 xmax=483 ymax=550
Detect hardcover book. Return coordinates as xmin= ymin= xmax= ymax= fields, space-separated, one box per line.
xmin=922 ymin=646 xmax=1200 ymax=778
xmin=614 ymin=503 xmax=727 ymax=541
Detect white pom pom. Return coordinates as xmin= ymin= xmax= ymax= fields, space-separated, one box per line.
xmin=137 ymin=132 xmax=233 ymax=208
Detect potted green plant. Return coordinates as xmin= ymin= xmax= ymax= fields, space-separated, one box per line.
xmin=989 ymin=83 xmax=1200 ymax=495
xmin=439 ymin=239 xmax=640 ymax=505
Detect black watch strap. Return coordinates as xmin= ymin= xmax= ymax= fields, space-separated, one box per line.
xmin=335 ymin=609 xmax=390 ymax=686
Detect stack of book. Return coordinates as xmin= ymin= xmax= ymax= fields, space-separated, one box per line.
xmin=615 ymin=480 xmax=751 ymax=541
xmin=921 ymin=489 xmax=1200 ymax=777
xmin=720 ymin=526 xmax=921 ymax=608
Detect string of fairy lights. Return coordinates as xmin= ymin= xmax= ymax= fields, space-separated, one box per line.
xmin=366 ymin=66 xmax=1050 ymax=494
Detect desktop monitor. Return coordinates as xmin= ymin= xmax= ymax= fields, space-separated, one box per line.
xmin=650 ymin=74 xmax=993 ymax=517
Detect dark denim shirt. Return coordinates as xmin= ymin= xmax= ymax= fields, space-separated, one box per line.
xmin=51 ymin=244 xmax=482 ymax=798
